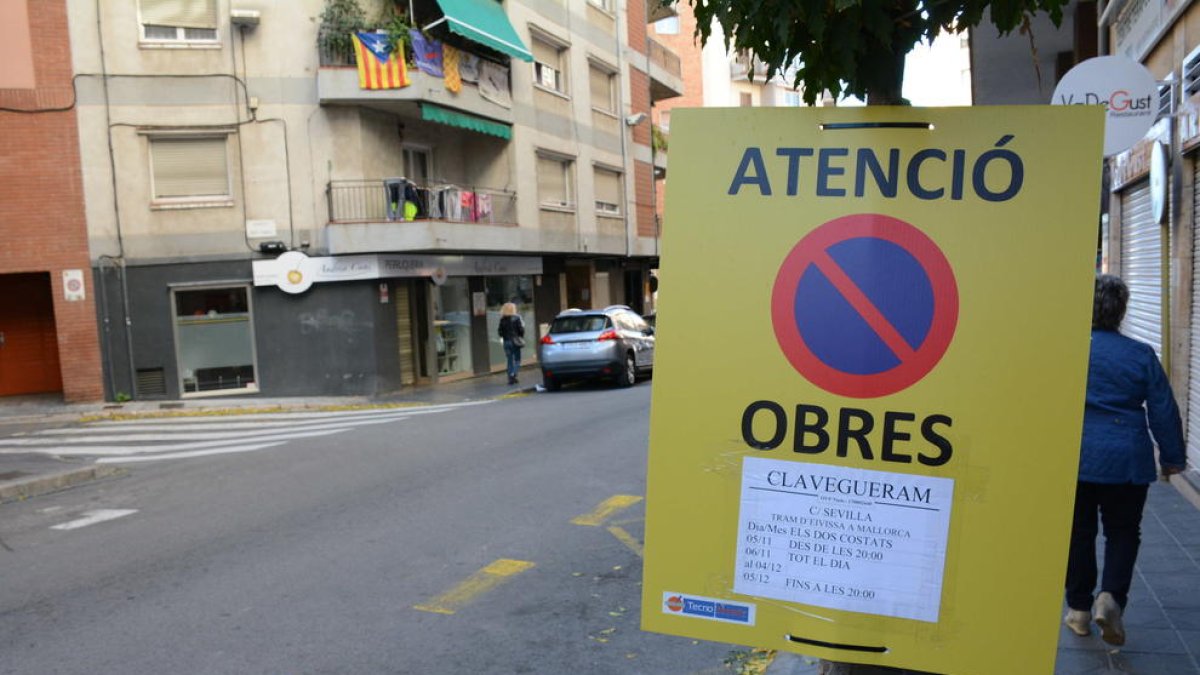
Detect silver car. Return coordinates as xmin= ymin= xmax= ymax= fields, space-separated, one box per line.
xmin=538 ymin=306 xmax=655 ymax=390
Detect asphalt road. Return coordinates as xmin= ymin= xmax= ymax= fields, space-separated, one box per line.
xmin=0 ymin=383 xmax=740 ymax=675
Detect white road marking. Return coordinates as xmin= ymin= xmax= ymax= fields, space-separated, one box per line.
xmin=0 ymin=427 xmax=349 ymax=456
xmin=33 ymin=409 xmax=444 ymax=434
xmin=97 ymin=442 xmax=286 ymax=463
xmin=15 ymin=413 xmax=419 ymax=444
xmin=0 ymin=400 xmax=492 ymax=463
xmin=51 ymin=509 xmax=138 ymax=531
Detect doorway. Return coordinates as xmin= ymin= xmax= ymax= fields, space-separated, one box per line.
xmin=0 ymin=273 xmax=63 ymax=396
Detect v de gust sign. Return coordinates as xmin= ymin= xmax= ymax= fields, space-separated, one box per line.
xmin=641 ymin=106 xmax=1104 ymax=674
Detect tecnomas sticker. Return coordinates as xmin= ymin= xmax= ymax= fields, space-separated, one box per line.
xmin=771 ymin=214 xmax=958 ymax=398
xmin=662 ymin=592 xmax=756 ymax=625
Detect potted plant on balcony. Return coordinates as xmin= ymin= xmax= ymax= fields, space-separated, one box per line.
xmin=318 ymin=0 xmax=367 ymax=66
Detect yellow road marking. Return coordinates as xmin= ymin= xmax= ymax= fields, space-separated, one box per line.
xmin=570 ymin=495 xmax=643 ymax=526
xmin=413 ymin=559 xmax=535 ymax=615
xmin=607 ymin=525 xmax=644 ymax=558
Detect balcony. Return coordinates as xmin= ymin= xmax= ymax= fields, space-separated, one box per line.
xmin=325 ymin=178 xmax=520 ymax=255
xmin=317 ymin=38 xmax=515 ymax=129
xmin=648 ymin=0 xmax=678 ymax=22
xmin=647 ymin=37 xmax=683 ymax=101
xmin=730 ymin=52 xmax=772 ymax=82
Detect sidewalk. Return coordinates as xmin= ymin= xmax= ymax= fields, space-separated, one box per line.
xmin=0 ymin=365 xmax=538 ymax=504
xmin=766 ymin=479 xmax=1200 ymax=674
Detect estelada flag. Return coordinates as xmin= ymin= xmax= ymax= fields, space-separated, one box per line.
xmin=352 ymin=32 xmax=409 ymax=90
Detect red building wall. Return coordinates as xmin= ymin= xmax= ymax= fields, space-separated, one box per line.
xmin=0 ymin=0 xmax=104 ymax=402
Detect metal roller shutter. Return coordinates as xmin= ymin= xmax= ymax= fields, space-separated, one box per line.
xmin=1119 ymin=180 xmax=1163 ymax=357
xmin=1187 ymin=161 xmax=1200 ymax=470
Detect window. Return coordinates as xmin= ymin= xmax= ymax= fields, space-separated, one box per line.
xmin=403 ymin=147 xmax=431 ymax=185
xmin=139 ymin=0 xmax=218 ymax=43
xmin=173 ymin=286 xmax=257 ymax=395
xmin=537 ymin=153 xmax=574 ymax=209
xmin=594 ymin=167 xmax=622 ymax=216
xmin=150 ymin=135 xmax=231 ymax=203
xmin=660 ymin=110 xmax=671 ymax=132
xmin=532 ymin=36 xmax=568 ymax=95
xmin=655 ymin=16 xmax=680 ymax=35
xmin=589 ymin=64 xmax=616 ymax=114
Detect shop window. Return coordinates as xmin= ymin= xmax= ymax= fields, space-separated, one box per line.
xmin=485 ymin=276 xmax=536 ymax=370
xmin=173 ymin=286 xmax=257 ymax=395
xmin=149 ymin=135 xmax=231 ymax=205
xmin=433 ymin=277 xmax=473 ymax=376
xmin=537 ymin=153 xmax=575 ymax=209
xmin=139 ymin=0 xmax=218 ymax=43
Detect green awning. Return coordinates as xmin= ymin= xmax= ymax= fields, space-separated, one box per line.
xmin=431 ymin=0 xmax=533 ymax=62
xmin=420 ymin=103 xmax=512 ymax=139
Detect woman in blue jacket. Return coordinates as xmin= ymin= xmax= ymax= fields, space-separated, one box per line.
xmin=1065 ymin=274 xmax=1187 ymax=645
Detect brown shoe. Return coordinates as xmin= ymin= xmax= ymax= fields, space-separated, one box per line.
xmin=1093 ymin=592 xmax=1125 ymax=646
xmin=1064 ymin=608 xmax=1091 ymax=636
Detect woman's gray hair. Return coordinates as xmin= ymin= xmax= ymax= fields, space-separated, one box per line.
xmin=1093 ymin=274 xmax=1128 ymax=331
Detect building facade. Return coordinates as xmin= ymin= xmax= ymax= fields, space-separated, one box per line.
xmin=0 ymin=0 xmax=104 ymax=402
xmin=972 ymin=0 xmax=1200 ymax=480
xmin=67 ymin=0 xmax=680 ymax=400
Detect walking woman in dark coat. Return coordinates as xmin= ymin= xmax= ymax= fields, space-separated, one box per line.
xmin=498 ymin=302 xmax=525 ymax=385
xmin=1064 ymin=274 xmax=1187 ymax=645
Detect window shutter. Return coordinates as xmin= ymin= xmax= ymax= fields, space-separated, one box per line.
xmin=532 ymin=39 xmax=558 ymax=68
xmin=594 ymin=168 xmax=620 ymax=207
xmin=140 ymin=0 xmax=217 ymax=29
xmin=538 ymin=156 xmax=568 ymax=205
xmin=589 ymin=67 xmax=612 ymax=110
xmin=152 ymin=137 xmax=229 ymax=198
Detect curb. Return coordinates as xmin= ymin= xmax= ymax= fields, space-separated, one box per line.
xmin=0 ymin=465 xmax=126 ymax=505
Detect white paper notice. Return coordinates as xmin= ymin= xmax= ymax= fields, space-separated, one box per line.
xmin=733 ymin=457 xmax=954 ymax=622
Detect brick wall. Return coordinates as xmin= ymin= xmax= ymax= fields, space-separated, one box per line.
xmin=629 ymin=68 xmax=652 ymax=147
xmin=634 ymin=160 xmax=656 ymax=238
xmin=0 ymin=0 xmax=104 ymax=402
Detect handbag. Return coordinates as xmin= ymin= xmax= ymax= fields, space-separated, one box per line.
xmin=512 ymin=335 xmax=525 ymax=348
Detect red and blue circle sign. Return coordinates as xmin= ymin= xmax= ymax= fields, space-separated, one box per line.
xmin=771 ymin=214 xmax=959 ymax=398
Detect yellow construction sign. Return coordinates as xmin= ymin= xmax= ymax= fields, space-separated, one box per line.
xmin=641 ymin=106 xmax=1104 ymax=674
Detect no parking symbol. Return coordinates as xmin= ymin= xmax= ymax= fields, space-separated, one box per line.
xmin=771 ymin=214 xmax=958 ymax=398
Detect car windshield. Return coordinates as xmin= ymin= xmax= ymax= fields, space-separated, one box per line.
xmin=551 ymin=315 xmax=609 ymax=333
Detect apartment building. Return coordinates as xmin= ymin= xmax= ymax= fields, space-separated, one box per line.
xmin=68 ymin=0 xmax=682 ymax=399
xmin=646 ymin=3 xmax=807 ymax=222
xmin=0 ymin=0 xmax=104 ymax=402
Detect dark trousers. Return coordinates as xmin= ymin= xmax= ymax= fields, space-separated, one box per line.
xmin=1065 ymin=481 xmax=1149 ymax=611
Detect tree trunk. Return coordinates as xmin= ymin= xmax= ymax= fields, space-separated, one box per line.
xmin=864 ymin=51 xmax=907 ymax=105
xmin=819 ymin=48 xmax=937 ymax=675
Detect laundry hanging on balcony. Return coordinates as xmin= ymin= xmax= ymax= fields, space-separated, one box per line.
xmin=443 ymin=45 xmax=462 ymax=93
xmin=351 ymin=32 xmax=409 ymax=90
xmin=410 ymin=29 xmax=444 ymax=78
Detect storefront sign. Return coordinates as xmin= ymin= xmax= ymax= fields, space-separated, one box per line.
xmin=1052 ymin=55 xmax=1157 ymax=156
xmin=1112 ymin=0 xmax=1188 ymax=62
xmin=62 ymin=269 xmax=85 ymax=301
xmin=253 ymin=253 xmax=542 ymax=293
xmin=641 ymin=106 xmax=1104 ymax=675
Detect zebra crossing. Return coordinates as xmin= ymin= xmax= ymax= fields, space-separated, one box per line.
xmin=0 ymin=402 xmax=490 ymax=464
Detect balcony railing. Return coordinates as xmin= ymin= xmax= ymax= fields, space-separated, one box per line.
xmin=327 ymin=179 xmax=517 ymax=226
xmin=647 ymin=37 xmax=682 ymax=80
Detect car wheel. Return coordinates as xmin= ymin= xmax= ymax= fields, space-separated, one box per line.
xmin=617 ymin=353 xmax=636 ymax=387
xmin=543 ymin=373 xmax=561 ymax=391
